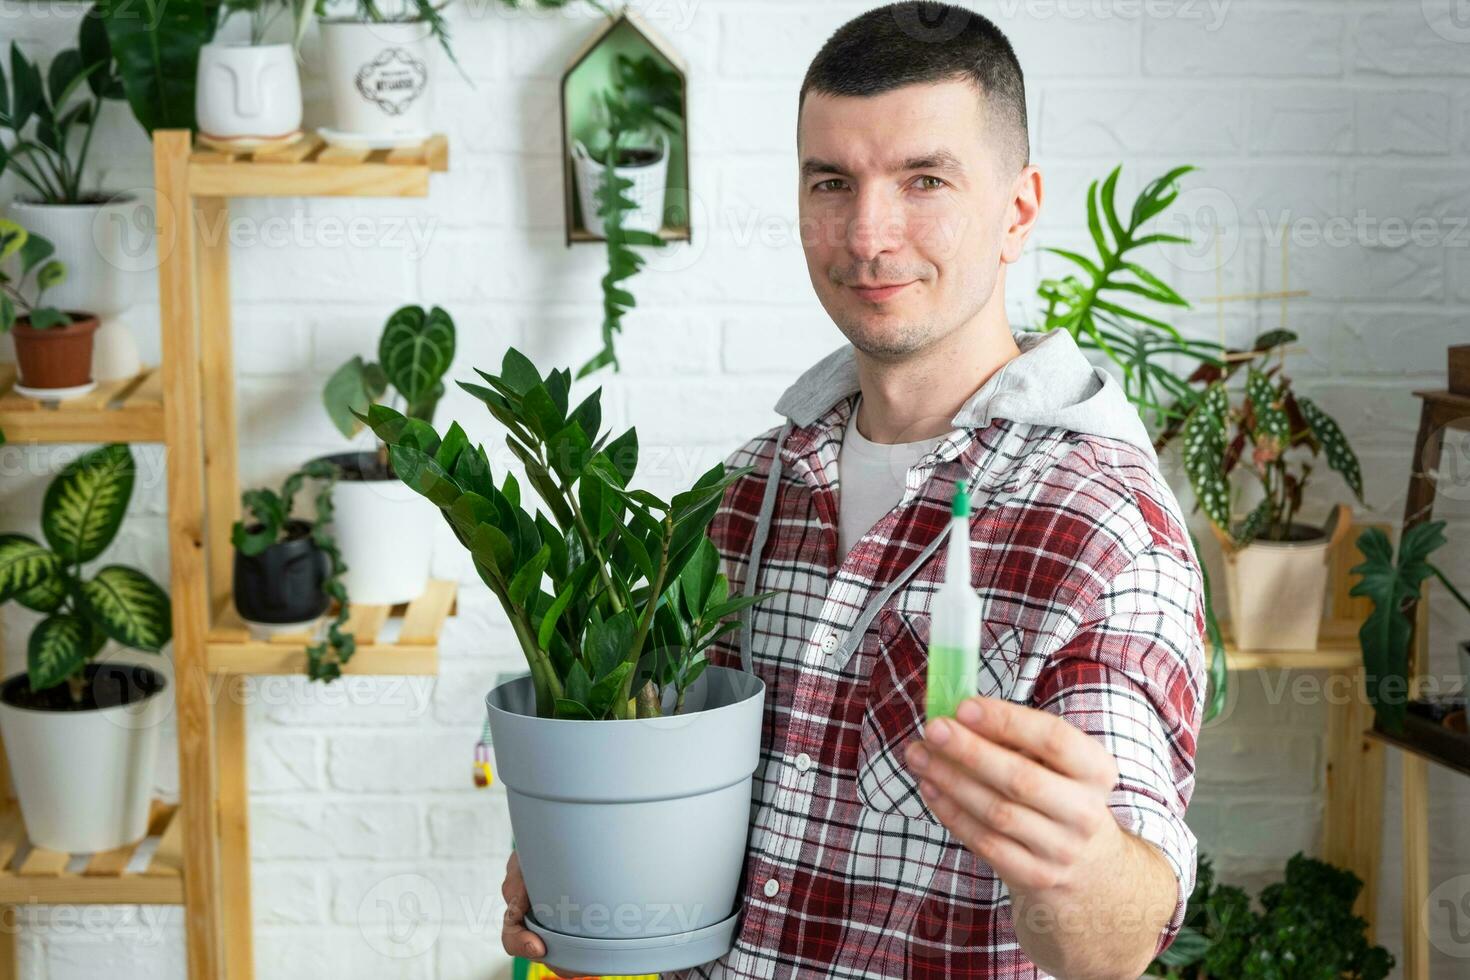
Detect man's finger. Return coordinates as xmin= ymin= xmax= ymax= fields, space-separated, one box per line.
xmin=917 ymin=780 xmax=1058 ymax=893
xmin=954 ymin=696 xmax=1116 ymax=789
xmin=912 ymin=745 xmax=1079 ymax=863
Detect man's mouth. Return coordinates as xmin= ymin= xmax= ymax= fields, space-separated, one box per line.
xmin=848 ymin=281 xmax=916 ymax=303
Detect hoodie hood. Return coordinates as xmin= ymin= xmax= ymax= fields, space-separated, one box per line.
xmin=772 ymin=328 xmax=1158 ymax=466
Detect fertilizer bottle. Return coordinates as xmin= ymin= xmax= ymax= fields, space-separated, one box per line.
xmin=926 ymin=480 xmax=980 ymax=720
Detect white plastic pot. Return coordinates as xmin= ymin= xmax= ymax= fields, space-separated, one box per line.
xmin=196 ymin=42 xmax=303 ymax=145
xmin=572 ymin=132 xmax=670 ymax=238
xmin=487 ymin=666 xmax=764 ymax=975
xmin=319 ymin=20 xmax=434 ymax=144
xmin=326 ymin=453 xmax=435 ymax=606
xmin=1220 ymin=504 xmax=1351 ymax=651
xmin=4 ymin=197 xmax=145 ymax=382
xmin=0 ymin=664 xmax=167 ymax=853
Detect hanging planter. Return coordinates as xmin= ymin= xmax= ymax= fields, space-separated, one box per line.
xmin=571 ymin=131 xmax=670 ymax=238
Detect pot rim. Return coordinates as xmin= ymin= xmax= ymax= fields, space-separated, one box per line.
xmin=315 ymin=450 xmax=399 ymax=484
xmin=485 ymin=665 xmax=765 ymax=727
xmin=8 ymin=193 xmax=138 ymax=209
xmin=318 ymin=16 xmax=432 ymax=27
xmin=202 ymin=40 xmax=297 ymax=51
xmin=12 ymin=313 xmax=101 ymax=336
xmin=237 ymin=518 xmax=319 ymax=550
xmin=0 ymin=664 xmax=169 ymax=717
xmin=1233 ymin=522 xmax=1329 ymax=549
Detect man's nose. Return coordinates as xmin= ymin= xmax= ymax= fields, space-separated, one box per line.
xmin=846 ymin=187 xmax=904 ymax=261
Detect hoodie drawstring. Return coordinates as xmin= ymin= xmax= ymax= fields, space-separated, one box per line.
xmin=739 ymin=421 xmax=793 ymax=675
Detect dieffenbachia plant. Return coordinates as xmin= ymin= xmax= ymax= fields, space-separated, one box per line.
xmin=0 ymin=221 xmax=71 ymax=332
xmin=323 ymin=304 xmax=456 ymax=447
xmin=0 ymin=444 xmax=172 ymax=701
xmin=1350 ymin=522 xmax=1470 ymax=735
xmin=358 ymin=347 xmax=772 ymax=720
xmin=1162 ymin=329 xmax=1363 ymax=546
xmin=231 ymin=459 xmax=353 ymax=682
xmin=579 ymin=53 xmax=684 ymax=380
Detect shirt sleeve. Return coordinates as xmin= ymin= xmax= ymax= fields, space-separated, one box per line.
xmin=1029 ymin=542 xmax=1207 ymax=960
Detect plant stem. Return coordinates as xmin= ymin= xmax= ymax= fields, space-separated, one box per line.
xmin=616 ymin=512 xmax=672 ymax=716
xmin=1430 ymin=565 xmax=1470 ymax=619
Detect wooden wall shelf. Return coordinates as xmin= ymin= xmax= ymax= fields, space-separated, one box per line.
xmin=0 ymin=365 xmax=164 ymax=444
xmin=1221 ymin=618 xmax=1363 ymax=671
xmin=206 ymin=580 xmax=456 ymax=676
xmin=0 ymin=800 xmax=183 ymax=905
xmin=187 ymin=132 xmax=447 ymax=198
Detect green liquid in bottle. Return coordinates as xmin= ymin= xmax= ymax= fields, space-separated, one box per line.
xmin=926 ymin=642 xmax=979 ymax=720
xmin=926 ymin=481 xmax=980 ymax=721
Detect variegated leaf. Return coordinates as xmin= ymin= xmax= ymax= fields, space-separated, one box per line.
xmin=1298 ymin=396 xmax=1363 ymax=502
xmin=0 ymin=534 xmax=61 ymax=603
xmin=42 ymin=443 xmax=135 ymax=563
xmin=1183 ymin=383 xmax=1230 ymax=533
xmin=17 ymin=572 xmax=68 ymax=613
xmin=27 ymin=614 xmax=91 ymax=691
xmin=79 ymin=566 xmax=172 ymax=652
xmin=1245 ymin=369 xmax=1289 ymax=447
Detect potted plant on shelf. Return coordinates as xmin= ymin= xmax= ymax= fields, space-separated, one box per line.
xmin=0 ymin=221 xmax=100 ymax=397
xmin=195 ymin=0 xmax=316 ymax=151
xmin=0 ymin=27 xmax=147 ymax=383
xmin=232 ymin=460 xmax=357 ymax=681
xmin=320 ymin=303 xmax=454 ymax=605
xmin=1146 ymin=853 xmax=1392 ymax=979
xmin=358 ymin=348 xmax=771 ymax=975
xmin=572 ymin=52 xmax=684 ymax=378
xmin=1158 ymin=331 xmax=1363 ymax=651
xmin=0 ymin=444 xmax=172 ymax=852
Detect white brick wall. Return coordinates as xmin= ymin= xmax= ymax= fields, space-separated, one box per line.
xmin=1 ymin=1 xmax=1469 ymax=977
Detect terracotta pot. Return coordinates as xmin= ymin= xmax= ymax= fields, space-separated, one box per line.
xmin=11 ymin=313 xmax=100 ymax=390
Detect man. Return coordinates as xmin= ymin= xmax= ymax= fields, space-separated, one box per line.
xmin=504 ymin=3 xmax=1205 ymax=977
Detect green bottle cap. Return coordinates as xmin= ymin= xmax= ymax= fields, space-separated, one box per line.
xmin=953 ymin=480 xmax=970 ymax=518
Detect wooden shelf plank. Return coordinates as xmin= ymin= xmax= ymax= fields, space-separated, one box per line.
xmin=1220 ymin=617 xmax=1362 ymax=671
xmin=184 ymin=132 xmax=446 ymax=198
xmin=206 ymin=643 xmax=439 ymax=676
xmin=0 ymin=366 xmax=166 ymax=443
xmin=399 ymin=579 xmax=458 ymax=645
xmin=0 ymin=798 xmax=183 ymax=904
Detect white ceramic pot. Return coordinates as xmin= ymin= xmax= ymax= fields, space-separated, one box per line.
xmin=319 ymin=20 xmax=434 ymax=142
xmin=325 ymin=452 xmax=435 ymax=606
xmin=196 ymin=42 xmax=303 ymax=143
xmin=0 ymin=664 xmax=167 ymax=853
xmin=4 ymin=196 xmax=146 ymax=382
xmin=572 ymin=133 xmax=670 ymax=238
xmin=1220 ymin=505 xmax=1351 ymax=651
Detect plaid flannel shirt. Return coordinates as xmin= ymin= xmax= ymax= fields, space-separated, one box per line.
xmin=669 ymin=383 xmax=1206 ymax=979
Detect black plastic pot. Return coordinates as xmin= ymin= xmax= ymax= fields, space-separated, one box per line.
xmin=232 ymin=520 xmax=330 ymax=624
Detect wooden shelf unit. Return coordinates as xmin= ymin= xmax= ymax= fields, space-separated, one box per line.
xmin=186 ymin=132 xmax=447 ymax=198
xmin=0 ymin=365 xmax=165 ymax=444
xmin=0 ymin=800 xmax=184 ymax=906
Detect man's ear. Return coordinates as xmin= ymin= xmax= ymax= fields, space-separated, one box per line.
xmin=1000 ymin=165 xmax=1043 ymax=265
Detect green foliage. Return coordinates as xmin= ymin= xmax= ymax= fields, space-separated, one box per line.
xmin=231 ymin=460 xmax=355 ymax=682
xmin=1148 ymin=854 xmax=1392 ymax=980
xmin=216 ymin=0 xmax=319 ymax=47
xmin=0 ymin=219 xmax=72 ymax=333
xmin=1350 ymin=522 xmax=1470 ymax=734
xmin=0 ymin=20 xmax=123 ymax=204
xmin=579 ymin=53 xmax=685 ymax=380
xmin=90 ymin=0 xmax=219 ymax=133
xmin=360 ymin=347 xmax=773 ymax=719
xmin=343 ymin=0 xmax=465 ymax=77
xmin=324 ymin=305 xmax=455 ymax=440
xmin=1161 ymin=331 xmax=1365 ymax=545
xmin=0 ymin=445 xmax=171 ymax=698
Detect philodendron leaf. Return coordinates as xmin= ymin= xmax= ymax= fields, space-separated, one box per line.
xmin=1298 ymin=396 xmax=1363 ymax=503
xmin=0 ymin=535 xmax=62 ymax=603
xmin=79 ymin=565 xmax=172 ymax=652
xmin=27 ymin=613 xmax=91 ymax=691
xmin=379 ymin=305 xmax=455 ymax=412
xmin=1183 ymin=383 xmax=1230 ymax=533
xmin=42 ymin=443 xmax=134 ymax=564
xmin=323 ymin=355 xmax=387 ymax=438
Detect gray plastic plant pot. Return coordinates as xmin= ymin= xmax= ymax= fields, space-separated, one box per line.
xmin=485 ymin=665 xmax=765 ymax=974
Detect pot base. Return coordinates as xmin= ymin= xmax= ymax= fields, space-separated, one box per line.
xmin=242 ymin=615 xmax=323 ymax=641
xmin=523 ymin=907 xmax=740 ymax=975
xmin=317 ymin=126 xmax=431 ymax=150
xmin=13 ymin=380 xmax=97 ymax=402
xmin=197 ymin=129 xmax=303 ymax=153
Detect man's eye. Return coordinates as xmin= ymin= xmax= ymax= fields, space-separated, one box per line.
xmin=916 ymin=175 xmax=946 ymax=190
xmin=813 ymin=179 xmax=847 ymax=192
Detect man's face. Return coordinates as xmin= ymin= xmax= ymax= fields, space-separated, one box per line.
xmin=797 ymin=79 xmax=1022 ymax=359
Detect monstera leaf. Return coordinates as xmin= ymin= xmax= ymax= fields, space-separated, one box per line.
xmin=41 ymin=443 xmax=135 ymax=564
xmin=379 ymin=305 xmax=456 ymax=420
xmin=80 ymin=565 xmax=171 ymax=652
xmin=27 ymin=613 xmax=95 ymax=691
xmin=0 ymin=534 xmax=61 ymax=602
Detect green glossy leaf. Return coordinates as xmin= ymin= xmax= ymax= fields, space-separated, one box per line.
xmin=27 ymin=613 xmax=91 ymax=691
xmin=0 ymin=534 xmax=62 ymax=603
xmin=42 ymin=443 xmax=134 ymax=563
xmin=92 ymin=0 xmax=219 ymax=133
xmin=80 ymin=565 xmax=171 ymax=651
xmin=379 ymin=304 xmax=455 ymax=412
xmin=588 ymin=660 xmax=633 ymax=717
xmin=679 ymin=537 xmax=719 ymax=620
xmin=508 ymin=544 xmax=551 ymax=606
xmin=16 ymin=571 xmax=68 ymax=613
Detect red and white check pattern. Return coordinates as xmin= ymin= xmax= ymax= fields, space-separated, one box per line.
xmin=670 ymin=393 xmax=1206 ymax=979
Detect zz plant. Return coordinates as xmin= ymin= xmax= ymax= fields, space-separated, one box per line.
xmin=357 ymin=348 xmax=771 ymax=719
xmin=0 ymin=445 xmax=172 ymax=701
xmin=232 ymin=460 xmax=354 ymax=682
xmin=323 ymin=303 xmax=456 ymax=449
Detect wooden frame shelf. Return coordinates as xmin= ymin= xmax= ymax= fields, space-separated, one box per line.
xmin=0 ymin=365 xmax=165 ymax=443
xmin=206 ymin=580 xmax=456 ymax=676
xmin=0 ymin=800 xmax=184 ymax=905
xmin=187 ymin=132 xmax=447 ymax=198
xmin=1221 ymin=618 xmax=1363 ymax=671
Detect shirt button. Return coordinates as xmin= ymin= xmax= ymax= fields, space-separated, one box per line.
xmin=794 ymin=753 xmax=812 ymax=773
xmin=819 ymin=633 xmax=838 ymax=654
xmin=763 ymin=878 xmax=780 ymax=898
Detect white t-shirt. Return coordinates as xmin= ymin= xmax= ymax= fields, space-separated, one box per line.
xmin=836 ymin=398 xmax=942 ymax=564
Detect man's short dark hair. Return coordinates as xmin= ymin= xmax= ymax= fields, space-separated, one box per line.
xmin=799 ymin=2 xmax=1030 ymax=173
